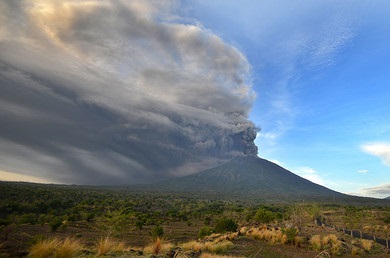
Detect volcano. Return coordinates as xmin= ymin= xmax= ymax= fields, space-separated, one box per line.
xmin=155 ymin=155 xmax=347 ymax=200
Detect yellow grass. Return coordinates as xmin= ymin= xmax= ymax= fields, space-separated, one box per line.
xmin=29 ymin=237 xmax=83 ymax=258
xmin=181 ymin=239 xmax=233 ymax=255
xmin=143 ymin=238 xmax=173 ymax=255
xmin=293 ymin=236 xmax=306 ymax=247
xmin=180 ymin=240 xmax=204 ymax=252
xmin=360 ymin=239 xmax=373 ymax=252
xmin=29 ymin=238 xmax=60 ymax=258
xmin=309 ymin=235 xmax=322 ymax=251
xmin=351 ymin=246 xmax=361 ymax=256
xmin=204 ymin=240 xmax=234 ymax=254
xmin=200 ymin=253 xmax=244 ymax=258
xmin=96 ymin=237 xmax=127 ymax=255
xmin=54 ymin=237 xmax=83 ymax=258
xmin=246 ymin=226 xmax=287 ymax=244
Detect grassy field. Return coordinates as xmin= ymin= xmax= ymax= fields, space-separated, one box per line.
xmin=0 ymin=182 xmax=389 ymax=257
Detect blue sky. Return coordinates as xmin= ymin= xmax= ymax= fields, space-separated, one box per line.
xmin=183 ymin=0 xmax=390 ymax=197
xmin=1 ymin=1 xmax=389 ymax=198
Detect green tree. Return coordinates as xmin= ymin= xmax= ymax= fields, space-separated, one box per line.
xmin=254 ymin=208 xmax=275 ymax=223
xmin=198 ymin=226 xmax=214 ymax=239
xmin=214 ymin=218 xmax=237 ymax=233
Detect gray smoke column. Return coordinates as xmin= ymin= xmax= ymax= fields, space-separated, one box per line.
xmin=0 ymin=0 xmax=258 ymax=184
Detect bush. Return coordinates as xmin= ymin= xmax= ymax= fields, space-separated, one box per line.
xmin=214 ymin=218 xmax=237 ymax=233
xmin=49 ymin=218 xmax=63 ymax=232
xmin=198 ymin=226 xmax=214 ymax=239
xmin=254 ymin=208 xmax=275 ymax=223
xmin=150 ymin=225 xmax=164 ymax=240
xmin=281 ymin=227 xmax=298 ymax=243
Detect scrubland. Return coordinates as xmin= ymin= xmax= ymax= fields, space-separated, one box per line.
xmin=0 ymin=182 xmax=389 ymax=257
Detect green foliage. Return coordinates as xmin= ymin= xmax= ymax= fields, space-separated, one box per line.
xmin=384 ymin=216 xmax=390 ymax=224
xmin=49 ymin=217 xmax=62 ymax=232
xmin=214 ymin=218 xmax=237 ymax=233
xmin=150 ymin=225 xmax=164 ymax=240
xmin=204 ymin=216 xmax=212 ymax=225
xmin=198 ymin=226 xmax=214 ymax=239
xmin=254 ymin=208 xmax=275 ymax=223
xmin=281 ymin=227 xmax=298 ymax=243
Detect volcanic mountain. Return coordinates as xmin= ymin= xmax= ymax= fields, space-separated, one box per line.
xmin=155 ymin=155 xmax=346 ymax=200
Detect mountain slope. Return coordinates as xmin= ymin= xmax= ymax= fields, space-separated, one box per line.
xmin=155 ymin=155 xmax=345 ymax=200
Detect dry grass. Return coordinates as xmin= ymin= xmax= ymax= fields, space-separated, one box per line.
xmin=54 ymin=237 xmax=83 ymax=258
xmin=29 ymin=238 xmax=60 ymax=258
xmin=199 ymin=253 xmax=243 ymax=258
xmin=309 ymin=234 xmax=342 ymax=255
xmin=309 ymin=235 xmax=322 ymax=251
xmin=239 ymin=226 xmax=248 ymax=235
xmin=181 ymin=240 xmax=204 ymax=252
xmin=143 ymin=238 xmax=173 ymax=255
xmin=351 ymin=246 xmax=361 ymax=256
xmin=29 ymin=237 xmax=83 ymax=258
xmin=246 ymin=226 xmax=286 ymax=244
xmin=204 ymin=240 xmax=234 ymax=254
xmin=180 ymin=239 xmax=233 ymax=255
xmin=293 ymin=236 xmax=306 ymax=247
xmin=360 ymin=239 xmax=373 ymax=252
xmin=96 ymin=236 xmax=127 ymax=255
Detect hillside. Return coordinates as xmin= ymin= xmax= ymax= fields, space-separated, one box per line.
xmin=155 ymin=155 xmax=348 ymax=201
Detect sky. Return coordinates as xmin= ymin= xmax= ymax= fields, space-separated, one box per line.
xmin=1 ymin=1 xmax=390 ymax=198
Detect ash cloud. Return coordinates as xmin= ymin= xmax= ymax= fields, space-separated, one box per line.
xmin=0 ymin=0 xmax=257 ymax=184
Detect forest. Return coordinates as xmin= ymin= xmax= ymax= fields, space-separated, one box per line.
xmin=0 ymin=181 xmax=390 ymax=257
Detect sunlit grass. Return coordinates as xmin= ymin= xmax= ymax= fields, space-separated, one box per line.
xmin=29 ymin=238 xmax=60 ymax=258
xmin=96 ymin=236 xmax=126 ymax=255
xmin=29 ymin=237 xmax=83 ymax=258
xmin=143 ymin=237 xmax=173 ymax=255
xmin=360 ymin=239 xmax=373 ymax=252
xmin=54 ymin=237 xmax=83 ymax=258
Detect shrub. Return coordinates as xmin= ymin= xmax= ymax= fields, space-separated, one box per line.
xmin=214 ymin=218 xmax=237 ymax=233
xmin=281 ymin=227 xmax=298 ymax=243
xmin=49 ymin=218 xmax=63 ymax=232
xmin=254 ymin=208 xmax=275 ymax=224
xmin=199 ymin=226 xmax=214 ymax=239
xmin=150 ymin=225 xmax=164 ymax=240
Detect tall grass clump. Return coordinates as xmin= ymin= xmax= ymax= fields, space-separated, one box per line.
xmin=143 ymin=238 xmax=173 ymax=255
xmin=180 ymin=240 xmax=204 ymax=252
xmin=200 ymin=253 xmax=243 ymax=258
xmin=29 ymin=238 xmax=60 ymax=258
xmin=360 ymin=239 xmax=373 ymax=252
xmin=203 ymin=240 xmax=234 ymax=255
xmin=54 ymin=237 xmax=83 ymax=258
xmin=309 ymin=235 xmax=322 ymax=251
xmin=96 ymin=237 xmax=126 ymax=255
xmin=310 ymin=234 xmax=342 ymax=255
xmin=29 ymin=237 xmax=83 ymax=258
xmin=246 ymin=226 xmax=287 ymax=244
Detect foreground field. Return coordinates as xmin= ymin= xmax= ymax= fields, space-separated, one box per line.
xmin=0 ymin=182 xmax=390 ymax=257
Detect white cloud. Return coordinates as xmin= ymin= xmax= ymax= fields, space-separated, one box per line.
xmin=293 ymin=166 xmax=325 ymax=186
xmin=361 ymin=142 xmax=390 ymax=166
xmin=357 ymin=169 xmax=368 ymax=173
xmin=360 ymin=183 xmax=390 ymax=198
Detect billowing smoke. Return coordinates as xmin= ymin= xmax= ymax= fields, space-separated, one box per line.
xmin=0 ymin=0 xmax=258 ymax=184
